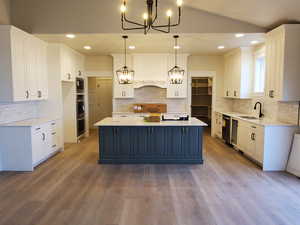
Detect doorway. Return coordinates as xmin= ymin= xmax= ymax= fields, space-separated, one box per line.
xmin=188 ymin=71 xmax=216 ymax=136
xmin=88 ymin=77 xmax=113 ymax=129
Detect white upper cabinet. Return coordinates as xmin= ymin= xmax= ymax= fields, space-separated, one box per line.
xmin=223 ymin=47 xmax=253 ymax=99
xmin=166 ymin=54 xmax=188 ymax=98
xmin=111 ymin=54 xmax=188 ymax=99
xmin=0 ymin=26 xmax=48 ymax=102
xmin=112 ymin=54 xmax=134 ymax=99
xmin=74 ymin=52 xmax=85 ymax=78
xmin=265 ymin=25 xmax=300 ymax=101
xmin=60 ymin=45 xmax=76 ymax=82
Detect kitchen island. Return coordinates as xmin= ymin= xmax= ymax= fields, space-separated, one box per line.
xmin=95 ymin=117 xmax=207 ymax=164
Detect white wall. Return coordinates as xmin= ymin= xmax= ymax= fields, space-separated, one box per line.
xmin=11 ymin=0 xmax=264 ymax=34
xmin=0 ymin=0 xmax=10 ymax=25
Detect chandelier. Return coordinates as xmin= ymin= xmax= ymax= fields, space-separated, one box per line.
xmin=120 ymin=0 xmax=183 ymax=34
xmin=116 ymin=35 xmax=135 ymax=84
xmin=168 ymin=35 xmax=184 ymax=84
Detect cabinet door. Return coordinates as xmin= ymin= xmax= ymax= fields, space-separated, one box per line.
xmin=61 ymin=47 xmax=74 ymax=82
xmin=10 ymin=28 xmax=27 ymax=101
xmin=164 ymin=127 xmax=182 ymax=157
xmin=31 ymin=125 xmax=49 ymax=165
xmin=24 ymin=34 xmax=38 ymax=100
xmin=265 ymin=30 xmax=284 ymax=100
xmin=148 ymin=127 xmax=165 ymax=157
xmin=113 ymin=83 xmax=134 ymax=98
xmin=167 ymin=84 xmax=187 ymax=98
xmin=254 ymin=127 xmax=264 ymax=163
xmin=36 ymin=39 xmax=48 ymax=100
xmin=224 ymin=55 xmax=234 ymax=98
xmin=182 ymin=127 xmax=201 ymax=158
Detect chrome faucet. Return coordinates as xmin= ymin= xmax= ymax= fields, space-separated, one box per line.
xmin=254 ymin=102 xmax=264 ymax=118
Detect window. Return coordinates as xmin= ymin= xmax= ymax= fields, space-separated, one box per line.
xmin=253 ymin=48 xmax=266 ymax=95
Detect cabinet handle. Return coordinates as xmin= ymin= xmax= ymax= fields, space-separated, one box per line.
xmin=42 ymin=133 xmax=46 ymax=141
xmin=226 ymin=91 xmax=229 ymax=96
xmin=52 ymin=144 xmax=57 ymax=148
xmin=25 ymin=90 xmax=29 ymax=99
xmin=52 ymin=132 xmax=56 ymax=135
xmin=269 ymin=90 xmax=274 ymax=98
xmin=234 ymin=91 xmax=237 ymax=97
xmin=253 ymin=133 xmax=256 ymax=141
xmin=35 ymin=127 xmax=41 ymax=131
xmin=37 ymin=90 xmax=42 ymax=98
xmin=68 ymin=73 xmax=71 ymax=80
xmin=251 ymin=126 xmax=256 ymax=129
xmin=51 ymin=122 xmax=56 ymax=125
xmin=78 ymin=70 xmax=82 ymax=76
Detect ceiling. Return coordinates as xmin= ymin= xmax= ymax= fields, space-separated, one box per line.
xmin=183 ymin=0 xmax=300 ymax=28
xmin=36 ymin=33 xmax=265 ymax=56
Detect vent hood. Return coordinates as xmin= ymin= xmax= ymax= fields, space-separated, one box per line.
xmin=134 ymin=80 xmax=166 ymax=89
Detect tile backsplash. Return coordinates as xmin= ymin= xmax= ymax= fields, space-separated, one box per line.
xmin=113 ymin=86 xmax=188 ymax=113
xmin=232 ymin=97 xmax=299 ymax=125
xmin=0 ymin=102 xmax=37 ymax=124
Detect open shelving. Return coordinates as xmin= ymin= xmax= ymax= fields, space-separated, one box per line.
xmin=191 ymin=77 xmax=212 ymax=126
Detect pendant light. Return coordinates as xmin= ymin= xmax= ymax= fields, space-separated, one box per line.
xmin=116 ymin=35 xmax=134 ymax=84
xmin=168 ymin=35 xmax=184 ymax=84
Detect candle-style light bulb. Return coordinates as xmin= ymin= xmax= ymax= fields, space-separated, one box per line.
xmin=177 ymin=0 xmax=183 ymax=7
xmin=120 ymin=4 xmax=126 ymax=13
xmin=166 ymin=10 xmax=172 ymax=17
xmin=143 ymin=13 xmax=148 ymax=20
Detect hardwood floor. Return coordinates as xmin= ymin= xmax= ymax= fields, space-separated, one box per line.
xmin=0 ymin=130 xmax=300 ymax=225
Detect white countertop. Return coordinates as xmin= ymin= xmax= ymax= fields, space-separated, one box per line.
xmin=0 ymin=118 xmax=59 ymax=127
xmin=218 ymin=111 xmax=297 ymax=127
xmin=95 ymin=117 xmax=208 ymax=127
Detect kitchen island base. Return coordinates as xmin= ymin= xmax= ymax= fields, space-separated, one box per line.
xmin=98 ymin=126 xmax=204 ymax=164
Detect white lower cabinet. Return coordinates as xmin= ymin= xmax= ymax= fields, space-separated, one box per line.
xmin=237 ymin=121 xmax=264 ymax=163
xmin=0 ymin=120 xmax=62 ymax=171
xmin=214 ymin=112 xmax=222 ymax=138
xmin=236 ymin=119 xmax=297 ymax=171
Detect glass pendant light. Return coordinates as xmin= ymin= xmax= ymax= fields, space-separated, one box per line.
xmin=117 ymin=35 xmax=134 ymax=84
xmin=168 ymin=35 xmax=184 ymax=84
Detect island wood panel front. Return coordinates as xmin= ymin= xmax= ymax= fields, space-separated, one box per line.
xmin=98 ymin=126 xmax=203 ymax=164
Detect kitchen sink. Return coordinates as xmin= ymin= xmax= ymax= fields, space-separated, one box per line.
xmin=239 ymin=116 xmax=258 ymax=120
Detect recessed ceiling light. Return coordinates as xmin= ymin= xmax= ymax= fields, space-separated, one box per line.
xmin=174 ymin=45 xmax=180 ymax=49
xmin=235 ymin=33 xmax=245 ymax=38
xmin=66 ymin=34 xmax=76 ymax=39
xmin=218 ymin=45 xmax=225 ymax=49
xmin=251 ymin=40 xmax=259 ymax=45
xmin=129 ymin=45 xmax=135 ymax=49
xmin=83 ymin=46 xmax=92 ymax=50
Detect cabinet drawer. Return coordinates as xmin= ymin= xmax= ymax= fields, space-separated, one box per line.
xmin=50 ymin=121 xmax=57 ymax=132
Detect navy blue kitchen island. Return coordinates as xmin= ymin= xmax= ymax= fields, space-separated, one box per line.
xmin=95 ymin=117 xmax=207 ymax=164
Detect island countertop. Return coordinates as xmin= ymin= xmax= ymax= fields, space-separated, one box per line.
xmin=95 ymin=117 xmax=208 ymax=127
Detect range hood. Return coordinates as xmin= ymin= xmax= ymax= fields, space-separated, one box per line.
xmin=134 ymin=80 xmax=166 ymax=89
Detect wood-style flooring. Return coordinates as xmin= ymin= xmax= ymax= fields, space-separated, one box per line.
xmin=0 ymin=130 xmax=300 ymax=225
